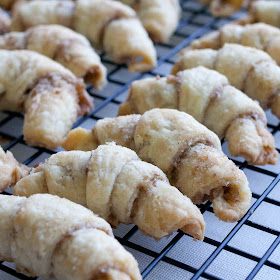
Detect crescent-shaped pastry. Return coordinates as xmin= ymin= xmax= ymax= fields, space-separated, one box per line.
xmin=0 ymin=194 xmax=141 ymax=279
xmin=172 ymin=43 xmax=280 ymax=119
xmin=0 ymin=49 xmax=93 ymax=149
xmin=14 ymin=143 xmax=205 ymax=240
xmin=63 ymin=109 xmax=252 ymax=223
xmin=119 ymin=67 xmax=277 ymax=165
xmin=11 ymin=0 xmax=156 ymax=72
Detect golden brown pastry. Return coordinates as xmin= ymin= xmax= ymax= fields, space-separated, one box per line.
xmin=11 ymin=0 xmax=156 ymax=72
xmin=201 ymin=0 xmax=244 ymax=16
xmin=119 ymin=0 xmax=181 ymax=43
xmin=0 ymin=146 xmax=29 ymax=192
xmin=14 ymin=143 xmax=205 ymax=240
xmin=0 ymin=7 xmax=10 ymax=34
xmin=249 ymin=1 xmax=280 ymax=27
xmin=172 ymin=43 xmax=280 ymax=119
xmin=0 ymin=24 xmax=107 ymax=89
xmin=190 ymin=23 xmax=280 ymax=66
xmin=119 ymin=67 xmax=277 ymax=165
xmin=0 ymin=49 xmax=93 ymax=149
xmin=63 ymin=109 xmax=252 ymax=222
xmin=0 ymin=193 xmax=141 ymax=279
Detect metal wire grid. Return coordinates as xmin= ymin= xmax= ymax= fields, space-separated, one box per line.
xmin=1 ymin=1 xmax=280 ymax=279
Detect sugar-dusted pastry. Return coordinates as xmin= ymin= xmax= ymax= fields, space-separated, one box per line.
xmin=0 ymin=25 xmax=107 ymax=89
xmin=119 ymin=0 xmax=181 ymax=43
xmin=172 ymin=43 xmax=280 ymax=118
xmin=190 ymin=23 xmax=280 ymax=65
xmin=249 ymin=1 xmax=280 ymax=27
xmin=0 ymin=50 xmax=93 ymax=149
xmin=11 ymin=0 xmax=156 ymax=72
xmin=63 ymin=109 xmax=252 ymax=222
xmin=201 ymin=0 xmax=244 ymax=16
xmin=0 ymin=7 xmax=10 ymax=34
xmin=119 ymin=67 xmax=277 ymax=165
xmin=0 ymin=146 xmax=29 ymax=192
xmin=0 ymin=194 xmax=141 ymax=279
xmin=15 ymin=143 xmax=205 ymax=240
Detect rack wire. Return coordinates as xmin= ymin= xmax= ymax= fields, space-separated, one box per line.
xmin=1 ymin=1 xmax=280 ymax=279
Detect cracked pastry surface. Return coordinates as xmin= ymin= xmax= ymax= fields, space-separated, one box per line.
xmin=0 ymin=24 xmax=107 ymax=89
xmin=0 ymin=145 xmax=29 ymax=192
xmin=119 ymin=67 xmax=277 ymax=165
xmin=0 ymin=49 xmax=93 ymax=149
xmin=11 ymin=0 xmax=156 ymax=72
xmin=172 ymin=43 xmax=280 ymax=119
xmin=119 ymin=0 xmax=181 ymax=43
xmin=63 ymin=109 xmax=252 ymax=222
xmin=0 ymin=193 xmax=141 ymax=280
xmin=14 ymin=143 xmax=205 ymax=240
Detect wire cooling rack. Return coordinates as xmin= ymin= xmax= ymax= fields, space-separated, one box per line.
xmin=1 ymin=1 xmax=280 ymax=279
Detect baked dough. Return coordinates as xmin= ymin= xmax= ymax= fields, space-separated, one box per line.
xmin=14 ymin=142 xmax=205 ymax=240
xmin=250 ymin=1 xmax=280 ymax=27
xmin=201 ymin=0 xmax=244 ymax=17
xmin=0 ymin=24 xmax=107 ymax=89
xmin=190 ymin=23 xmax=280 ymax=66
xmin=63 ymin=109 xmax=252 ymax=222
xmin=0 ymin=145 xmax=29 ymax=192
xmin=172 ymin=43 xmax=280 ymax=119
xmin=11 ymin=0 xmax=156 ymax=72
xmin=0 ymin=193 xmax=141 ymax=279
xmin=119 ymin=0 xmax=181 ymax=43
xmin=0 ymin=7 xmax=10 ymax=34
xmin=119 ymin=67 xmax=277 ymax=165
xmin=0 ymin=50 xmax=93 ymax=149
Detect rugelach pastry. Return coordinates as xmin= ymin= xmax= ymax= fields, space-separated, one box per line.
xmin=0 ymin=24 xmax=107 ymax=89
xmin=119 ymin=67 xmax=277 ymax=165
xmin=0 ymin=145 xmax=29 ymax=192
xmin=11 ymin=0 xmax=157 ymax=72
xmin=63 ymin=109 xmax=252 ymax=222
xmin=0 ymin=193 xmax=142 ymax=279
xmin=14 ymin=143 xmax=205 ymax=240
xmin=0 ymin=49 xmax=93 ymax=149
xmin=172 ymin=43 xmax=280 ymax=119
xmin=119 ymin=0 xmax=181 ymax=42
xmin=190 ymin=23 xmax=280 ymax=66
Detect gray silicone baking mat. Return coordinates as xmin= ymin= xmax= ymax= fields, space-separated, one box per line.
xmin=1 ymin=1 xmax=280 ymax=279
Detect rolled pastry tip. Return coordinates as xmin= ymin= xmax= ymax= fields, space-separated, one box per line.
xmin=118 ymin=66 xmax=278 ymax=165
xmin=11 ymin=0 xmax=157 ymax=72
xmin=0 ymin=25 xmax=107 ymax=89
xmin=190 ymin=23 xmax=280 ymax=66
xmin=172 ymin=43 xmax=280 ymax=119
xmin=0 ymin=194 xmax=141 ymax=279
xmin=0 ymin=146 xmax=29 ymax=192
xmin=201 ymin=0 xmax=244 ymax=17
xmin=250 ymin=1 xmax=280 ymax=27
xmin=14 ymin=143 xmax=205 ymax=240
xmin=0 ymin=50 xmax=93 ymax=149
xmin=62 ymin=109 xmax=252 ymax=222
xmin=0 ymin=7 xmax=10 ymax=34
xmin=120 ymin=0 xmax=181 ymax=43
